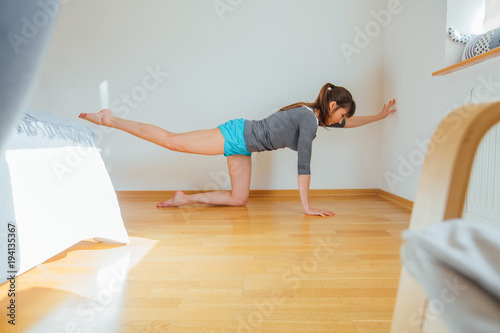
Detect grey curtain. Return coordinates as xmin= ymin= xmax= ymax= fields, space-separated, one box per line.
xmin=0 ymin=1 xmax=60 ymax=151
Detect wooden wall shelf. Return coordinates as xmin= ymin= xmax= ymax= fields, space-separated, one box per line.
xmin=432 ymin=47 xmax=500 ymax=76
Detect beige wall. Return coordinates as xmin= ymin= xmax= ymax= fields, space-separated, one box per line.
xmin=30 ymin=0 xmax=387 ymax=191
xmin=380 ymin=0 xmax=500 ymax=201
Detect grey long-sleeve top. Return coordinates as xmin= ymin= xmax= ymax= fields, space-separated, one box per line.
xmin=243 ymin=106 xmax=345 ymax=175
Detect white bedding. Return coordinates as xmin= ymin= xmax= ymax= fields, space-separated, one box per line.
xmin=0 ymin=109 xmax=129 ymax=283
xmin=401 ymin=218 xmax=500 ymax=332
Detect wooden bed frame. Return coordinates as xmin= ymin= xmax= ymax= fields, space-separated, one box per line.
xmin=390 ymin=101 xmax=500 ymax=332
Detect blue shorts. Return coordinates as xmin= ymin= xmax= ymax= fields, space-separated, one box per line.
xmin=217 ymin=118 xmax=252 ymax=157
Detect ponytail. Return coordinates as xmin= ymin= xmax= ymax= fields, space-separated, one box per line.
xmin=279 ymin=83 xmax=356 ymax=127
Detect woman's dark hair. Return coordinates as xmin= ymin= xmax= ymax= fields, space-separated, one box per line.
xmin=279 ymin=83 xmax=356 ymax=127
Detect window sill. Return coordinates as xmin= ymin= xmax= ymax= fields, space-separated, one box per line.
xmin=432 ymin=47 xmax=500 ymax=76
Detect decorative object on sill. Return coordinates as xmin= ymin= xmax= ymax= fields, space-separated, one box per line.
xmin=448 ymin=26 xmax=500 ymax=61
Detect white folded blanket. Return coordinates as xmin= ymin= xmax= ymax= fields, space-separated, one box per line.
xmin=402 ymin=218 xmax=500 ymax=333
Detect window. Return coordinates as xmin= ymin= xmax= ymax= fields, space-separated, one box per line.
xmin=444 ymin=0 xmax=500 ymax=68
xmin=434 ymin=0 xmax=500 ymax=75
xmin=484 ymin=0 xmax=500 ymax=31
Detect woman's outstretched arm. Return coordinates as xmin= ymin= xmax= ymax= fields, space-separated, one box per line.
xmin=345 ymin=98 xmax=397 ymax=128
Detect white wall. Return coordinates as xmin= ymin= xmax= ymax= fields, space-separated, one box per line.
xmin=29 ymin=0 xmax=387 ymax=191
xmin=380 ymin=0 xmax=500 ymax=201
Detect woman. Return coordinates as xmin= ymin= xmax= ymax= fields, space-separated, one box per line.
xmin=79 ymin=83 xmax=396 ymax=217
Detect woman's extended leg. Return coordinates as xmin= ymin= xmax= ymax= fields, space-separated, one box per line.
xmin=157 ymin=155 xmax=252 ymax=207
xmin=79 ymin=109 xmax=225 ymax=155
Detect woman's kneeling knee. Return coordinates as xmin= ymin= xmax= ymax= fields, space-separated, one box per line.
xmin=230 ymin=196 xmax=248 ymax=206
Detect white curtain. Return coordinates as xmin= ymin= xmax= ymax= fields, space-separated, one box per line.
xmin=484 ymin=0 xmax=500 ymax=31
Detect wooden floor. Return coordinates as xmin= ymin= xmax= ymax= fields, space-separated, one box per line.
xmin=0 ymin=192 xmax=411 ymax=333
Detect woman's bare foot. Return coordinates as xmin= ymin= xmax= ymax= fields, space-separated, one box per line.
xmin=79 ymin=109 xmax=115 ymax=126
xmin=157 ymin=190 xmax=190 ymax=207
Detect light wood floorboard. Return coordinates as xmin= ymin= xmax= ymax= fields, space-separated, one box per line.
xmin=0 ymin=193 xmax=411 ymax=333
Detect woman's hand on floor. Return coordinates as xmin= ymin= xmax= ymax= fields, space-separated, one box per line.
xmin=305 ymin=208 xmax=335 ymax=217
